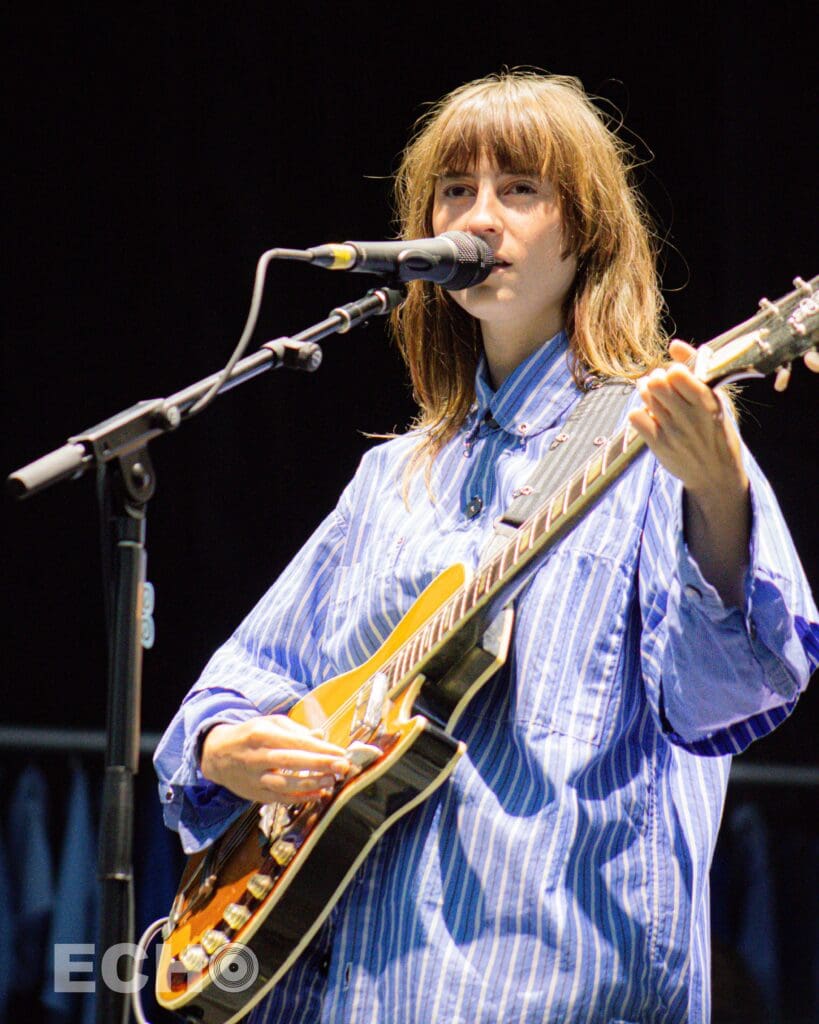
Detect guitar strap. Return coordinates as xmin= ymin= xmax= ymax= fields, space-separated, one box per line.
xmin=483 ymin=379 xmax=635 ymax=562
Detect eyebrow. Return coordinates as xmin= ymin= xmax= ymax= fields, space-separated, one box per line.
xmin=436 ymin=167 xmax=542 ymax=181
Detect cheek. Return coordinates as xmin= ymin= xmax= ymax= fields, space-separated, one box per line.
xmin=431 ymin=203 xmax=447 ymax=235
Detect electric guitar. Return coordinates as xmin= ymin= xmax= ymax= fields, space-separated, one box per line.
xmin=156 ymin=276 xmax=818 ymax=1024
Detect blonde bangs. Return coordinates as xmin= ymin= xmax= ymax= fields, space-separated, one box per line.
xmin=429 ymin=86 xmax=555 ymax=181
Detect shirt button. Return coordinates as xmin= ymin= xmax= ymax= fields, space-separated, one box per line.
xmin=683 ymin=583 xmax=702 ymax=601
xmin=466 ymin=495 xmax=484 ymax=519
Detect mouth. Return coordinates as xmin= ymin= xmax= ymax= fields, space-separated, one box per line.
xmin=491 ymin=258 xmax=512 ymax=271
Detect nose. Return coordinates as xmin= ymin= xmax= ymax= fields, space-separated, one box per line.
xmin=466 ymin=184 xmax=503 ymax=237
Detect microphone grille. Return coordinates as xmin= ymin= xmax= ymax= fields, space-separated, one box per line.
xmin=440 ymin=232 xmax=495 ymax=290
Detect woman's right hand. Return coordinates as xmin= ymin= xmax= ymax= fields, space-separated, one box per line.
xmin=200 ymin=715 xmax=351 ymax=805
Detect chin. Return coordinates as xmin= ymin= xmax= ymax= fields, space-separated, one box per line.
xmin=460 ymin=291 xmax=517 ymax=321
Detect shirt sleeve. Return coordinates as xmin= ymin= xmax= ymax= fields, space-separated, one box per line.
xmin=153 ymin=501 xmax=349 ymax=853
xmin=637 ymin=443 xmax=819 ymax=755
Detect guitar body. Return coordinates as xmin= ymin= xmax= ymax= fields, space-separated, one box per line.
xmin=156 ymin=562 xmax=515 ymax=1024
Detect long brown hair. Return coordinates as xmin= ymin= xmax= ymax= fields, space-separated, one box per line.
xmin=390 ymin=71 xmax=669 ymax=473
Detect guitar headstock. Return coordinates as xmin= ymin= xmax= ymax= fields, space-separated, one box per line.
xmin=694 ymin=275 xmax=818 ymax=389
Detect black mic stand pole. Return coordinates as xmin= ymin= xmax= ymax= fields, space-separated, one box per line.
xmin=7 ymin=284 xmax=404 ymax=1024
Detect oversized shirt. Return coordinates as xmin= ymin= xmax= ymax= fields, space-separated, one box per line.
xmin=154 ymin=330 xmax=819 ymax=1024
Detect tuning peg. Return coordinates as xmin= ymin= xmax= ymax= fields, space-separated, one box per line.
xmin=773 ymin=363 xmax=792 ymax=392
xmin=804 ymin=349 xmax=819 ymax=373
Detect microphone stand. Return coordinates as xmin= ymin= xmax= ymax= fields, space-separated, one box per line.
xmin=7 ymin=283 xmax=404 ymax=1024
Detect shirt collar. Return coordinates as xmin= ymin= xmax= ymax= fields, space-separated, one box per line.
xmin=471 ymin=330 xmax=580 ymax=439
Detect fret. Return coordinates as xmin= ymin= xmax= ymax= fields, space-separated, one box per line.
xmin=564 ymin=472 xmax=584 ymax=509
xmin=409 ymin=631 xmax=424 ymax=666
xmin=621 ymin=427 xmax=630 ymax=454
xmin=584 ymin=455 xmax=602 ymax=487
xmin=581 ymin=461 xmax=591 ymax=494
xmin=397 ymin=644 xmax=413 ymax=679
xmin=499 ymin=542 xmax=514 ymax=578
xmin=529 ymin=508 xmax=546 ymax=543
xmin=601 ymin=438 xmax=612 ymax=475
xmin=386 ymin=656 xmax=402 ymax=686
xmin=418 ymin=623 xmax=432 ymax=657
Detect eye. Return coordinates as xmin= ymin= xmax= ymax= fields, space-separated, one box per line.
xmin=440 ymin=183 xmax=474 ymax=198
xmin=506 ymin=180 xmax=539 ymax=195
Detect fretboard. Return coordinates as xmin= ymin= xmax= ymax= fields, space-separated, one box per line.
xmin=377 ymin=269 xmax=817 ymax=701
xmin=383 ymin=418 xmax=649 ymax=700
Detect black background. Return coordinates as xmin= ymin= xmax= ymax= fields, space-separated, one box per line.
xmin=4 ymin=4 xmax=816 ymax=759
xmin=3 ymin=5 xmax=817 ymax=1021
xmin=4 ymin=4 xmax=810 ymax=761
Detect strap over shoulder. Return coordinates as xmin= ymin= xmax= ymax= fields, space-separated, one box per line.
xmin=486 ymin=380 xmax=634 ymax=557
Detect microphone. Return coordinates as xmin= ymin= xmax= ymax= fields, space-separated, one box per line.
xmin=305 ymin=231 xmax=495 ymax=290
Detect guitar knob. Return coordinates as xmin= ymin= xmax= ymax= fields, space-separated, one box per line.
xmin=223 ymin=902 xmax=252 ymax=930
xmin=179 ymin=943 xmax=209 ymax=972
xmin=270 ymin=837 xmax=298 ymax=866
xmin=201 ymin=929 xmax=230 ymax=955
xmin=247 ymin=873 xmax=275 ymax=900
xmin=774 ymin=363 xmax=792 ymax=392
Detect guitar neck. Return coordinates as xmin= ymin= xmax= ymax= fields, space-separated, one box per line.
xmin=385 ymin=420 xmax=649 ymax=699
xmin=386 ymin=270 xmax=819 ymax=696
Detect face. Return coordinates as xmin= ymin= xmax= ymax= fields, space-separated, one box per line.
xmin=431 ymin=154 xmax=577 ymax=356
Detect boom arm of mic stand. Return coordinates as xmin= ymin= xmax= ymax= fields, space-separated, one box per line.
xmin=6 ymin=284 xmax=404 ymax=500
xmin=4 ymin=279 xmax=404 ymax=1024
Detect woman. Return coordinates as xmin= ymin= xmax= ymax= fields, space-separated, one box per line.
xmin=155 ymin=72 xmax=818 ymax=1023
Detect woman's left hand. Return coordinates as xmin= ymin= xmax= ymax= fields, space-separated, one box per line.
xmin=628 ymin=339 xmax=751 ymax=607
xmin=627 ymin=340 xmax=747 ymax=500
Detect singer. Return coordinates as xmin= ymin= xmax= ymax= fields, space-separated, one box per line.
xmin=155 ymin=72 xmax=818 ymax=1023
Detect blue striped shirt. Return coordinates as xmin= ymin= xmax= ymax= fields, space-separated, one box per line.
xmin=155 ymin=330 xmax=818 ymax=1023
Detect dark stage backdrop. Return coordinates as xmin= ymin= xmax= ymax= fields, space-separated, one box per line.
xmin=4 ymin=12 xmax=817 ymax=814
xmin=5 ymin=5 xmax=816 ymax=756
xmin=3 ymin=5 xmax=817 ymax=1021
